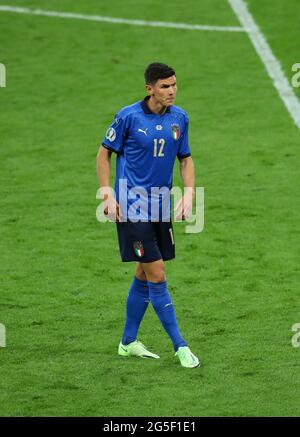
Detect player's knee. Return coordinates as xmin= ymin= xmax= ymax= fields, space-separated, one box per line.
xmin=148 ymin=261 xmax=166 ymax=283
xmin=150 ymin=271 xmax=166 ymax=283
xmin=135 ymin=263 xmax=147 ymax=281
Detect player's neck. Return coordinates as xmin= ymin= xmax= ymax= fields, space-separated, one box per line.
xmin=147 ymin=96 xmax=168 ymax=115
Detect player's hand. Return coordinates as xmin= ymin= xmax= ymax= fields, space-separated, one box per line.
xmin=104 ymin=197 xmax=123 ymax=222
xmin=174 ymin=193 xmax=193 ymax=221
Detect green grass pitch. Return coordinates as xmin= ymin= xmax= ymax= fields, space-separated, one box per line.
xmin=1 ymin=0 xmax=300 ymax=416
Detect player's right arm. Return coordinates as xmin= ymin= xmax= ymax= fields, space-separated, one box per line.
xmin=97 ymin=111 xmax=128 ymax=221
xmin=96 ymin=145 xmax=122 ymax=222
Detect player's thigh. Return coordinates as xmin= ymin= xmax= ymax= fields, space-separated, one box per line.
xmin=141 ymin=259 xmax=166 ymax=283
xmin=135 ymin=262 xmax=147 ymax=281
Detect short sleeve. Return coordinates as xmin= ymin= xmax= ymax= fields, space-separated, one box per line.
xmin=102 ymin=114 xmax=127 ymax=154
xmin=177 ymin=113 xmax=191 ymax=161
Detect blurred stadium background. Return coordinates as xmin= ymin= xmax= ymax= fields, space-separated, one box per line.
xmin=0 ymin=0 xmax=300 ymax=416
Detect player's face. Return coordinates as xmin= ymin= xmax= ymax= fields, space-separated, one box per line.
xmin=147 ymin=75 xmax=177 ymax=107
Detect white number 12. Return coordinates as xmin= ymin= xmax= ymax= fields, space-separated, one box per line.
xmin=153 ymin=138 xmax=165 ymax=157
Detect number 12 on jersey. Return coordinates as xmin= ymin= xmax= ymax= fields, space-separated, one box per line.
xmin=153 ymin=138 xmax=165 ymax=157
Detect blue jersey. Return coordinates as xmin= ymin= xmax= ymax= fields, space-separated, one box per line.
xmin=102 ymin=96 xmax=191 ymax=221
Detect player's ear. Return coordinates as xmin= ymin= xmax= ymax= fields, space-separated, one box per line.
xmin=145 ymin=83 xmax=153 ymax=96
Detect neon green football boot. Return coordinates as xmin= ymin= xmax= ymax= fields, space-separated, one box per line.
xmin=175 ymin=346 xmax=201 ymax=368
xmin=118 ymin=340 xmax=160 ymax=359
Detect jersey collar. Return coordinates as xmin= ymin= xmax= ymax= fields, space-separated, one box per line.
xmin=141 ymin=96 xmax=171 ymax=115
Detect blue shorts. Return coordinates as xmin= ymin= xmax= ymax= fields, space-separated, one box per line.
xmin=116 ymin=221 xmax=175 ymax=263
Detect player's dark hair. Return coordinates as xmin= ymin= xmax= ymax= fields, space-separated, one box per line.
xmin=144 ymin=62 xmax=175 ymax=85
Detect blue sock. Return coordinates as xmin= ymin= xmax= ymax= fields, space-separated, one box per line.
xmin=121 ymin=277 xmax=150 ymax=345
xmin=148 ymin=280 xmax=187 ymax=351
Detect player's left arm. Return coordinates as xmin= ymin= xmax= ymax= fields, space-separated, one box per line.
xmin=175 ymin=156 xmax=195 ymax=220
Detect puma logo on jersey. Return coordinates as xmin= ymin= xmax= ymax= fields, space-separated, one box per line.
xmin=138 ymin=128 xmax=148 ymax=136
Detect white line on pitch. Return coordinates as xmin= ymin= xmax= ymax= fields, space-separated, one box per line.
xmin=228 ymin=0 xmax=300 ymax=130
xmin=0 ymin=5 xmax=247 ymax=32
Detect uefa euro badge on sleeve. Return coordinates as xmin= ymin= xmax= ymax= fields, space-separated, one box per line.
xmin=106 ymin=127 xmax=116 ymax=142
xmin=171 ymin=124 xmax=180 ymax=140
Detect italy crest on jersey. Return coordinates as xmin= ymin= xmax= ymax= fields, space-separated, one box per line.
xmin=133 ymin=241 xmax=144 ymax=257
xmin=171 ymin=124 xmax=180 ymax=140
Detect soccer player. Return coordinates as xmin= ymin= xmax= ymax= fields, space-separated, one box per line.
xmin=97 ymin=62 xmax=200 ymax=368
